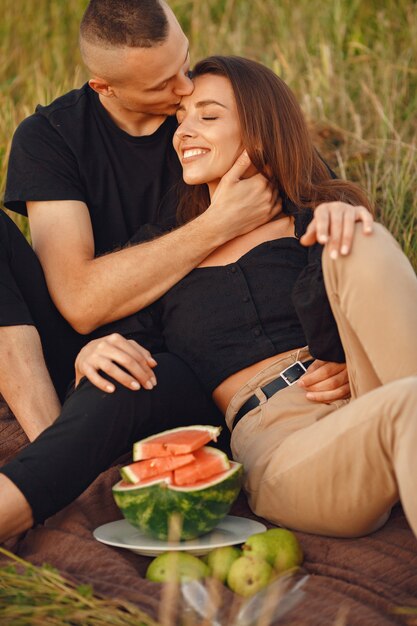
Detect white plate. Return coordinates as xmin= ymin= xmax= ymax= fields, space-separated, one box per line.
xmin=93 ymin=515 xmax=267 ymax=556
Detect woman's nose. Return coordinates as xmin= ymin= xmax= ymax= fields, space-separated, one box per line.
xmin=175 ymin=118 xmax=197 ymax=137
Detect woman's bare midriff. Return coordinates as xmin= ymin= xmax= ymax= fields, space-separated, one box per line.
xmin=212 ymin=347 xmax=304 ymax=414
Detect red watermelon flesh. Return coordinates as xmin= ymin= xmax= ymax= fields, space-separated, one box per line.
xmin=119 ymin=472 xmax=173 ymax=488
xmin=173 ymin=446 xmax=230 ymax=486
xmin=133 ymin=426 xmax=220 ymax=460
xmin=121 ymin=453 xmax=195 ymax=484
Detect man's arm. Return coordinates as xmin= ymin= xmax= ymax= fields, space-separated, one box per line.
xmin=28 ymin=153 xmax=277 ymax=334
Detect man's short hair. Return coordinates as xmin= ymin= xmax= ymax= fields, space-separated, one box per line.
xmin=80 ymin=0 xmax=169 ymax=49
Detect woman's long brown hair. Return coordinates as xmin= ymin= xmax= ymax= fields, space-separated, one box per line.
xmin=177 ymin=55 xmax=373 ymax=225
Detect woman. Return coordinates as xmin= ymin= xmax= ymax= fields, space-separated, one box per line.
xmin=78 ymin=56 xmax=417 ymax=539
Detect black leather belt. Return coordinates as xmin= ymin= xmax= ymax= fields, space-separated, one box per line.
xmin=232 ymin=359 xmax=314 ymax=431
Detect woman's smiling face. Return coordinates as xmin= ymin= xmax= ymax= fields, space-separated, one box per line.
xmin=173 ymin=74 xmax=244 ymax=195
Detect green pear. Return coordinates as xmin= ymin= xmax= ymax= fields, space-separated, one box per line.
xmin=227 ymin=554 xmax=273 ymax=597
xmin=146 ymin=551 xmax=209 ymax=583
xmin=243 ymin=528 xmax=303 ymax=573
xmin=206 ymin=546 xmax=242 ymax=583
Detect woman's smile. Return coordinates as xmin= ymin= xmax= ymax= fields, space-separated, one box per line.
xmin=181 ymin=147 xmax=211 ymax=162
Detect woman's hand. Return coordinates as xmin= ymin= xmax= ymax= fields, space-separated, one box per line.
xmin=300 ymin=202 xmax=373 ymax=258
xmin=297 ymin=360 xmax=350 ymax=403
xmin=74 ymin=333 xmax=157 ymax=393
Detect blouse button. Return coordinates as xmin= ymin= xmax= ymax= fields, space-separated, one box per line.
xmin=230 ymin=265 xmax=237 ymax=273
xmin=242 ymin=296 xmax=250 ymax=303
xmin=254 ymin=328 xmax=262 ymax=337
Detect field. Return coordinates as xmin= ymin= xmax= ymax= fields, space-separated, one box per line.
xmin=1 ymin=0 xmax=416 ymax=267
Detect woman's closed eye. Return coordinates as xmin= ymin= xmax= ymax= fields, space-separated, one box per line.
xmin=175 ymin=114 xmax=219 ymax=125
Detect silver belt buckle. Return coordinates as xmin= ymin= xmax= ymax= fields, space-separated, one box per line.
xmin=279 ymin=360 xmax=307 ymax=386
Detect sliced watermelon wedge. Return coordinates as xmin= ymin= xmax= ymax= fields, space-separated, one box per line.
xmin=118 ymin=472 xmax=174 ymax=489
xmin=133 ymin=425 xmax=221 ymax=461
xmin=173 ymin=446 xmax=230 ymax=486
xmin=121 ymin=453 xmax=196 ymax=484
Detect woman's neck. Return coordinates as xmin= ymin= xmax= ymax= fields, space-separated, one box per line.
xmin=207 ymin=180 xmax=219 ymax=199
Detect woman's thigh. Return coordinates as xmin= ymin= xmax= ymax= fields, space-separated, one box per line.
xmin=234 ymin=382 xmax=404 ymax=538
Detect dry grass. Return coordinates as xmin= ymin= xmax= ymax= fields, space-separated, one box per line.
xmin=0 ymin=546 xmax=159 ymax=626
xmin=1 ymin=0 xmax=416 ymax=264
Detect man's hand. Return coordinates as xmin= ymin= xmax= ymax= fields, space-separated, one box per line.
xmin=203 ymin=151 xmax=282 ymax=244
xmin=297 ymin=360 xmax=350 ymax=403
xmin=300 ymin=202 xmax=373 ymax=258
xmin=74 ymin=333 xmax=157 ymax=393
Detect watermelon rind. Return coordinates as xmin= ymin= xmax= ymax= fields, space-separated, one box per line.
xmin=113 ymin=461 xmax=243 ymax=541
xmin=133 ymin=425 xmax=221 ymax=461
xmin=120 ymin=465 xmax=140 ymax=484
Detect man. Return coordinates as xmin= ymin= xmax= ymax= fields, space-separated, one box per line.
xmin=0 ymin=0 xmax=371 ymax=542
xmin=1 ymin=0 xmax=277 ymax=441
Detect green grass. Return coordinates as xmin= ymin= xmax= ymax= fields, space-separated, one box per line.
xmin=0 ymin=547 xmax=159 ymax=626
xmin=1 ymin=0 xmax=416 ymax=267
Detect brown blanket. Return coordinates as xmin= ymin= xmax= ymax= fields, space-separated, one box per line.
xmin=1 ymin=398 xmax=417 ymax=625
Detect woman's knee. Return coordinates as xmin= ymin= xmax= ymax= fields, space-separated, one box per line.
xmin=380 ymin=378 xmax=417 ymax=438
xmin=323 ymin=222 xmax=397 ymax=275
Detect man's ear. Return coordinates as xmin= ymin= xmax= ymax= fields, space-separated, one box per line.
xmin=88 ymin=78 xmax=115 ymax=97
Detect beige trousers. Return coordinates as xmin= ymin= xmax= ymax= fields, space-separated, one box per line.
xmin=226 ymin=224 xmax=417 ymax=538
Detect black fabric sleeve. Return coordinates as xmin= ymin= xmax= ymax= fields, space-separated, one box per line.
xmin=292 ymin=242 xmax=345 ymax=363
xmin=4 ymin=114 xmax=86 ymax=216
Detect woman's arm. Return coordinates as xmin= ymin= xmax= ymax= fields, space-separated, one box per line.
xmin=298 ymin=360 xmax=350 ymax=403
xmin=300 ymin=202 xmax=374 ymax=256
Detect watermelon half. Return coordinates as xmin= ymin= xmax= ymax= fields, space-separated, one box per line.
xmin=113 ymin=461 xmax=242 ymax=540
xmin=113 ymin=425 xmax=242 ymax=540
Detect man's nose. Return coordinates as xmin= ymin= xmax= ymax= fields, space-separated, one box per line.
xmin=173 ymin=72 xmax=194 ymax=97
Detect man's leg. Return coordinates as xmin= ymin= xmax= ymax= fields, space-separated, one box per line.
xmin=0 ymin=326 xmax=61 ymax=441
xmin=0 ymin=352 xmax=224 ymax=540
xmin=0 ymin=211 xmax=84 ymax=438
xmin=0 ymin=474 xmax=33 ymax=541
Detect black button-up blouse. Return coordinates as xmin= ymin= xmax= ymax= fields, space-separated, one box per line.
xmin=150 ymin=209 xmax=345 ymax=393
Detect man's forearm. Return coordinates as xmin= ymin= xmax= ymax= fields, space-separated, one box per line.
xmin=58 ymin=211 xmax=223 ymax=334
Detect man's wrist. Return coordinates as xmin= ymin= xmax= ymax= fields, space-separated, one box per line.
xmin=195 ymin=203 xmax=229 ymax=248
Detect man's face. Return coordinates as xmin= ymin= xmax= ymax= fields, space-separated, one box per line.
xmin=98 ymin=6 xmax=193 ymax=117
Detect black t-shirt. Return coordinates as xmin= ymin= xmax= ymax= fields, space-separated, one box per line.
xmin=4 ymin=83 xmax=182 ymax=348
xmin=5 ymin=83 xmax=181 ymax=254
